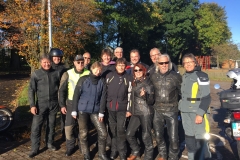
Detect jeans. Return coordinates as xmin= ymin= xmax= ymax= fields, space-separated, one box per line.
xmin=30 ymin=101 xmax=58 ymax=152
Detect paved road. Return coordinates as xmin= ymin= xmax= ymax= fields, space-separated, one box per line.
xmin=0 ymin=80 xmax=239 ymax=160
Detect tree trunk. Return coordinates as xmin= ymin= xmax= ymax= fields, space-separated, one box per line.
xmin=217 ymin=55 xmax=219 ymax=68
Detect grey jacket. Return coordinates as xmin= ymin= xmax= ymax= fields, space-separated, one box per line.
xmin=179 ymin=69 xmax=211 ymax=116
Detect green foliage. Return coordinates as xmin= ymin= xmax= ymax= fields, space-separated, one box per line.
xmin=194 ymin=3 xmax=231 ymax=54
xmin=96 ymin=0 xmax=162 ymax=62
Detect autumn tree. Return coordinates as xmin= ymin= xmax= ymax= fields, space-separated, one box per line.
xmin=194 ymin=3 xmax=231 ymax=54
xmin=1 ymin=0 xmax=100 ymax=70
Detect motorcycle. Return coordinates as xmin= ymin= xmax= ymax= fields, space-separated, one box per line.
xmin=214 ymin=68 xmax=240 ymax=158
xmin=0 ymin=105 xmax=13 ymax=132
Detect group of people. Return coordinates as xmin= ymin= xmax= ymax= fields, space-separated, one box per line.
xmin=28 ymin=47 xmax=211 ymax=160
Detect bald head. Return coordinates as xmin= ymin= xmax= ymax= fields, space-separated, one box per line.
xmin=83 ymin=52 xmax=91 ymax=66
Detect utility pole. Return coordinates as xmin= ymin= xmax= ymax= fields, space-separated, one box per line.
xmin=48 ymin=0 xmax=52 ymax=51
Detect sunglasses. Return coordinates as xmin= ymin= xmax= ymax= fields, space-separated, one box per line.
xmin=76 ymin=61 xmax=84 ymax=65
xmin=158 ymin=61 xmax=169 ymax=65
xmin=84 ymin=57 xmax=91 ymax=60
xmin=134 ymin=69 xmax=143 ymax=72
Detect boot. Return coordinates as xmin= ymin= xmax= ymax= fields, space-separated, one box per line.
xmin=29 ymin=151 xmax=38 ymax=158
xmin=47 ymin=143 xmax=57 ymax=151
xmin=84 ymin=154 xmax=90 ymax=160
xmin=110 ymin=151 xmax=118 ymax=159
xmin=98 ymin=143 xmax=109 ymax=160
xmin=99 ymin=154 xmax=110 ymax=160
xmin=127 ymin=155 xmax=137 ymax=160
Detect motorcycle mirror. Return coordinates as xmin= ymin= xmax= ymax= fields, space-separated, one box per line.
xmin=214 ymin=84 xmax=221 ymax=89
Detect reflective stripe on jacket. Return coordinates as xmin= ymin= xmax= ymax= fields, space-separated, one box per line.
xmin=179 ymin=70 xmax=211 ymax=116
xmin=67 ymin=68 xmax=90 ymax=100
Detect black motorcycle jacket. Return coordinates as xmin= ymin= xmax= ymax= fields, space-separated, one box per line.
xmin=28 ymin=67 xmax=61 ymax=107
xmin=128 ymin=77 xmax=155 ymax=115
xmin=51 ymin=62 xmax=68 ymax=76
xmin=150 ymin=70 xmax=182 ymax=112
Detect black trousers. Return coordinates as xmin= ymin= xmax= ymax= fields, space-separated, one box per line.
xmin=78 ymin=112 xmax=107 ymax=156
xmin=153 ymin=110 xmax=179 ymax=160
xmin=126 ymin=114 xmax=154 ymax=160
xmin=30 ymin=101 xmax=58 ymax=152
xmin=108 ymin=111 xmax=127 ymax=157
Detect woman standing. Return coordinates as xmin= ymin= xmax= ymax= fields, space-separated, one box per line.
xmin=179 ymin=53 xmax=211 ymax=160
xmin=126 ymin=64 xmax=155 ymax=160
xmin=72 ymin=62 xmax=109 ymax=160
xmin=100 ymin=48 xmax=116 ymax=78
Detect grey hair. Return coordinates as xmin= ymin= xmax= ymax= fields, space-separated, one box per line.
xmin=114 ymin=47 xmax=123 ymax=53
xmin=182 ymin=53 xmax=198 ymax=66
xmin=149 ymin=47 xmax=161 ymax=55
xmin=155 ymin=53 xmax=172 ymax=73
xmin=40 ymin=54 xmax=50 ymax=62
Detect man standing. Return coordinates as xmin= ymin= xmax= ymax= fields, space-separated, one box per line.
xmin=59 ymin=55 xmax=90 ymax=157
xmin=106 ymin=58 xmax=132 ymax=160
xmin=49 ymin=48 xmax=68 ymax=141
xmin=83 ymin=52 xmax=91 ymax=70
xmin=148 ymin=48 xmax=179 ymax=76
xmin=150 ymin=54 xmax=182 ymax=160
xmin=28 ymin=54 xmax=61 ymax=158
xmin=126 ymin=49 xmax=149 ymax=75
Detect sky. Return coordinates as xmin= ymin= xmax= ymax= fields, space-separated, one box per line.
xmin=200 ymin=0 xmax=240 ymax=44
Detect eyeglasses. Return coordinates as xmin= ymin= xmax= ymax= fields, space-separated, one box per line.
xmin=76 ymin=61 xmax=84 ymax=65
xmin=134 ymin=69 xmax=143 ymax=72
xmin=183 ymin=61 xmax=195 ymax=65
xmin=84 ymin=57 xmax=91 ymax=60
xmin=150 ymin=54 xmax=160 ymax=57
xmin=158 ymin=61 xmax=169 ymax=65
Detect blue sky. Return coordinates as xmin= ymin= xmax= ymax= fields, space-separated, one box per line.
xmin=200 ymin=0 xmax=240 ymax=44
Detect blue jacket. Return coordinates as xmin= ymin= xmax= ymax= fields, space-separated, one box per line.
xmin=72 ymin=75 xmax=107 ymax=114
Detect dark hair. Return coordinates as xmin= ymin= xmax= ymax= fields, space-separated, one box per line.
xmin=130 ymin=49 xmax=140 ymax=56
xmin=116 ymin=58 xmax=127 ymax=66
xmin=132 ymin=63 xmax=147 ymax=87
xmin=101 ymin=48 xmax=112 ymax=59
xmin=182 ymin=53 xmax=198 ymax=66
xmin=40 ymin=54 xmax=50 ymax=62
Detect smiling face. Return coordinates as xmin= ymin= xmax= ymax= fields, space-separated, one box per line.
xmin=101 ymin=53 xmax=111 ymax=65
xmin=92 ymin=67 xmax=102 ymax=76
xmin=158 ymin=56 xmax=169 ymax=74
xmin=114 ymin=48 xmax=123 ymax=59
xmin=130 ymin=51 xmax=140 ymax=65
xmin=74 ymin=60 xmax=84 ymax=72
xmin=116 ymin=63 xmax=126 ymax=74
xmin=183 ymin=57 xmax=196 ymax=72
xmin=150 ymin=48 xmax=160 ymax=63
xmin=52 ymin=56 xmax=61 ymax=65
xmin=41 ymin=58 xmax=51 ymax=70
xmin=134 ymin=66 xmax=143 ymax=79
